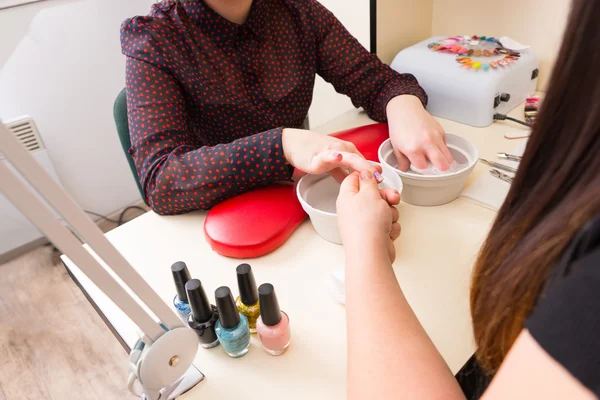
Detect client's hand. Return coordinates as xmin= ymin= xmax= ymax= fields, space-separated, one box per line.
xmin=387 ymin=95 xmax=454 ymax=172
xmin=282 ymin=128 xmax=381 ymax=182
xmin=337 ymin=171 xmax=401 ymax=263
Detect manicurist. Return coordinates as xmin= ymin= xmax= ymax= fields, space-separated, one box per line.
xmin=336 ymin=0 xmax=600 ymax=397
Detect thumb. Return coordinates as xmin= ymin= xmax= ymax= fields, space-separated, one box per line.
xmin=339 ymin=171 xmax=360 ymax=195
xmin=359 ymin=170 xmax=382 ymax=198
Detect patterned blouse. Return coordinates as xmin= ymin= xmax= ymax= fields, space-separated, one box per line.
xmin=121 ymin=0 xmax=427 ymax=214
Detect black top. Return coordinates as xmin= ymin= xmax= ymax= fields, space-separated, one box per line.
xmin=236 ymin=264 xmax=258 ymax=305
xmin=186 ymin=279 xmax=213 ymax=323
xmin=171 ymin=261 xmax=191 ymax=302
xmin=258 ymin=283 xmax=282 ymax=326
xmin=457 ymin=215 xmax=600 ymax=398
xmin=215 ymin=286 xmax=240 ymax=329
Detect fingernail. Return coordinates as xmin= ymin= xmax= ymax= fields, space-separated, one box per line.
xmin=332 ymin=152 xmax=341 ymax=158
xmin=374 ymin=171 xmax=384 ymax=183
xmin=361 ymin=170 xmax=373 ymax=180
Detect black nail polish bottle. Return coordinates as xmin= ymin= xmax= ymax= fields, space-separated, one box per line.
xmin=185 ymin=279 xmax=219 ymax=349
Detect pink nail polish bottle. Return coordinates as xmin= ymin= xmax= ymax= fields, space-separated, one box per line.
xmin=256 ymin=284 xmax=291 ymax=356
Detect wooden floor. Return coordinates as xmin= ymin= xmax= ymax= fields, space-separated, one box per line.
xmin=0 ymin=244 xmax=131 ymax=399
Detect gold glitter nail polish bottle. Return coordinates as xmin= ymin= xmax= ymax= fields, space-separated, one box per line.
xmin=235 ymin=264 xmax=260 ymax=333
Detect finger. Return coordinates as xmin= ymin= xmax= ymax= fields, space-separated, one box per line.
xmin=439 ymin=142 xmax=454 ymax=165
xmin=390 ymin=206 xmax=399 ymax=223
xmin=393 ymin=149 xmax=411 ymax=172
xmin=311 ymin=151 xmax=344 ymax=172
xmin=390 ymin=222 xmax=402 ymax=241
xmin=333 ymin=140 xmax=365 ymax=161
xmin=336 ymin=152 xmax=382 ymax=176
xmin=425 ymin=144 xmax=450 ymax=171
xmin=313 ymin=150 xmax=381 ymax=177
xmin=359 ymin=170 xmax=383 ymax=198
xmin=330 ymin=167 xmax=349 ymax=184
xmin=380 ymin=188 xmax=401 ymax=206
xmin=339 ymin=171 xmax=360 ymax=195
xmin=406 ymin=150 xmax=429 ymax=170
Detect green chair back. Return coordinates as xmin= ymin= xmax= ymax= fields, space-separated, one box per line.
xmin=114 ymin=88 xmax=145 ymax=200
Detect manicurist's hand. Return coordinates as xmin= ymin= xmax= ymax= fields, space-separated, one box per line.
xmin=337 ymin=171 xmax=401 ymax=263
xmin=282 ymin=128 xmax=381 ymax=182
xmin=386 ymin=95 xmax=454 ymax=171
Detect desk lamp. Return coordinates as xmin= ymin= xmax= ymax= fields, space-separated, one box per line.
xmin=0 ymin=121 xmax=204 ymax=399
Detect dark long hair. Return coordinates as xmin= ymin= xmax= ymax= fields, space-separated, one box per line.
xmin=470 ymin=0 xmax=600 ymax=373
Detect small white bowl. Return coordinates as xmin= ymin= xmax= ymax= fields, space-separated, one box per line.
xmin=378 ymin=134 xmax=478 ymax=206
xmin=296 ymin=162 xmax=403 ymax=244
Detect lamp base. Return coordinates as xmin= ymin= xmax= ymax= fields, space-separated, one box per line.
xmin=143 ymin=365 xmax=204 ymax=400
xmin=129 ymin=327 xmax=203 ymax=400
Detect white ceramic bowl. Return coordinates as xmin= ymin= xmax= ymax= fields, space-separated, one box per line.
xmin=378 ymin=134 xmax=478 ymax=206
xmin=296 ymin=162 xmax=403 ymax=244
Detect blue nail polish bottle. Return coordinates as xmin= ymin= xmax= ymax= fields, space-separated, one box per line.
xmin=215 ymin=286 xmax=251 ymax=358
xmin=171 ymin=261 xmax=192 ymax=320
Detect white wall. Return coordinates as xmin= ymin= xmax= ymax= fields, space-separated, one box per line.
xmin=431 ymin=0 xmax=570 ymax=91
xmin=0 ymin=0 xmax=155 ymax=219
xmin=377 ymin=0 xmax=433 ymax=65
xmin=372 ymin=0 xmax=570 ymax=92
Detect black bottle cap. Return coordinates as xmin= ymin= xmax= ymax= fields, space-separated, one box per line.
xmin=258 ymin=283 xmax=282 ymax=326
xmin=215 ymin=286 xmax=240 ymax=329
xmin=186 ymin=279 xmax=213 ymax=323
xmin=171 ymin=261 xmax=191 ymax=302
xmin=236 ymin=263 xmax=258 ymax=305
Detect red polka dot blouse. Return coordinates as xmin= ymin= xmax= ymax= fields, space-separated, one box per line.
xmin=121 ymin=0 xmax=427 ymax=215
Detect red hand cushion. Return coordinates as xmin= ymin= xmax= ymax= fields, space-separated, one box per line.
xmin=204 ymin=123 xmax=389 ymax=258
xmin=204 ymin=184 xmax=306 ymax=259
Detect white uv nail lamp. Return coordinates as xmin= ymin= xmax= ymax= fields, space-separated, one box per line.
xmin=391 ymin=36 xmax=539 ymax=127
xmin=0 ymin=121 xmax=204 ymax=399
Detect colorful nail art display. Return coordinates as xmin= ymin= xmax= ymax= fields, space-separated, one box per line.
xmin=428 ymin=35 xmax=522 ymax=71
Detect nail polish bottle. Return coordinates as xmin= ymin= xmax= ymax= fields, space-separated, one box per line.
xmin=185 ymin=279 xmax=219 ymax=349
xmin=256 ymin=284 xmax=291 ymax=356
xmin=235 ymin=263 xmax=260 ymax=333
xmin=215 ymin=286 xmax=251 ymax=358
xmin=171 ymin=261 xmax=192 ymax=320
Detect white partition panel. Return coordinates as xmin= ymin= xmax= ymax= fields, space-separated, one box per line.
xmin=308 ymin=0 xmax=371 ymax=129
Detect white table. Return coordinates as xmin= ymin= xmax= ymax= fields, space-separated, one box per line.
xmin=61 ymin=104 xmax=530 ymax=399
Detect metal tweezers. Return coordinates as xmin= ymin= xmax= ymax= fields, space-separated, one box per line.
xmin=479 ymin=158 xmax=517 ymax=173
xmin=497 ymin=152 xmax=522 ymax=162
xmin=490 ymin=169 xmax=514 ymax=184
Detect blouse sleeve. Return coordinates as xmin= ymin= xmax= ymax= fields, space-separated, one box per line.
xmin=121 ymin=17 xmax=293 ymax=215
xmin=526 ymin=248 xmax=600 ymax=395
xmin=308 ymin=0 xmax=428 ymax=122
